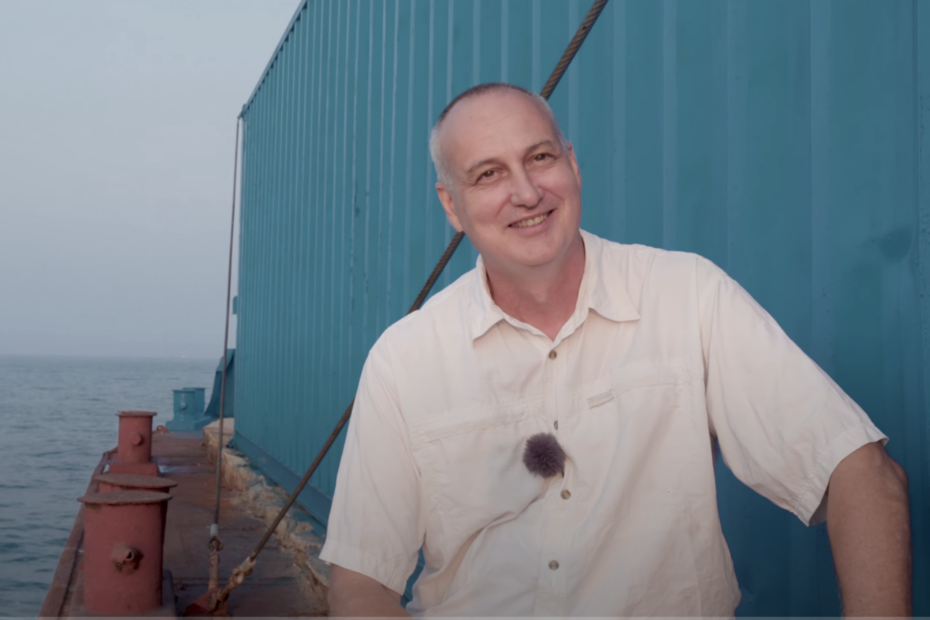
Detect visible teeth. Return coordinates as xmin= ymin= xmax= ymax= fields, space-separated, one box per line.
xmin=512 ymin=213 xmax=548 ymax=228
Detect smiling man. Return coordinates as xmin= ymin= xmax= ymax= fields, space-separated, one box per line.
xmin=319 ymin=83 xmax=911 ymax=617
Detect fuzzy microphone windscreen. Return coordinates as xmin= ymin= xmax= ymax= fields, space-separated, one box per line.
xmin=523 ymin=432 xmax=566 ymax=478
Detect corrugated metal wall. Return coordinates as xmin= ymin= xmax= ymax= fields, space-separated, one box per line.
xmin=235 ymin=0 xmax=930 ymax=614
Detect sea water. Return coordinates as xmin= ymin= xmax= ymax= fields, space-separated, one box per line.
xmin=0 ymin=355 xmax=217 ymax=617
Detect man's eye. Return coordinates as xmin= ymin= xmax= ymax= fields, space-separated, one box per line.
xmin=479 ymin=170 xmax=495 ymax=179
xmin=534 ymin=153 xmax=550 ymax=161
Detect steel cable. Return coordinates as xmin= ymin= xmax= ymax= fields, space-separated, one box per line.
xmin=539 ymin=0 xmax=610 ymax=100
xmin=204 ymin=116 xmax=240 ymax=598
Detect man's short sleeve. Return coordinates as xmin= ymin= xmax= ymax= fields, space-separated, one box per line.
xmin=319 ymin=340 xmax=424 ymax=594
xmin=696 ymin=258 xmax=887 ymax=525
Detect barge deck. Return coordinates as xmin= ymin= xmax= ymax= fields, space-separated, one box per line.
xmin=40 ymin=424 xmax=328 ymax=618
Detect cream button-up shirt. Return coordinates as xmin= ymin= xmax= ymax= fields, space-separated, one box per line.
xmin=320 ymin=230 xmax=886 ymax=617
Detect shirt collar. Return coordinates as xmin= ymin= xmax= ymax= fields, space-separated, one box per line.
xmin=467 ymin=229 xmax=641 ymax=340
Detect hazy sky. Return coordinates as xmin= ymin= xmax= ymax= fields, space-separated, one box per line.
xmin=0 ymin=1 xmax=299 ymax=359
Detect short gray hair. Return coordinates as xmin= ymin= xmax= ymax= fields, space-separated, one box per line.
xmin=429 ymin=83 xmax=568 ymax=188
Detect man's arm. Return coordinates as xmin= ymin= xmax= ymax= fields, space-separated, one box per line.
xmin=328 ymin=565 xmax=411 ymax=617
xmin=319 ymin=342 xmax=423 ymax=616
xmin=827 ymin=441 xmax=911 ymax=616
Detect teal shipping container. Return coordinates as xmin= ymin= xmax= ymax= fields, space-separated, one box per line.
xmin=233 ymin=0 xmax=930 ymax=614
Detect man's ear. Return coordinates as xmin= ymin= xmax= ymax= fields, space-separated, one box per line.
xmin=436 ymin=182 xmax=464 ymax=232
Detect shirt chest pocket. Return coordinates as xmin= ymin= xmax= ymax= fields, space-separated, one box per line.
xmin=408 ymin=403 xmax=550 ymax=537
xmin=580 ymin=360 xmax=692 ymax=417
xmin=567 ymin=361 xmax=701 ymax=495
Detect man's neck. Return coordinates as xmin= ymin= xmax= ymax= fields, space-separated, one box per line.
xmin=484 ymin=236 xmax=586 ymax=341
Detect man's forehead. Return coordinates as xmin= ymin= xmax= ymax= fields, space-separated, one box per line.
xmin=444 ymin=90 xmax=548 ymax=133
xmin=441 ymin=91 xmax=557 ymax=167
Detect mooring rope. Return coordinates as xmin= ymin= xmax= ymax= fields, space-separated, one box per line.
xmin=206 ymin=0 xmax=611 ymax=611
xmin=205 ymin=115 xmax=241 ymax=596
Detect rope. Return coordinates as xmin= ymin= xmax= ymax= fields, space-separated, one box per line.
xmin=207 ymin=0 xmax=611 ymax=610
xmin=206 ymin=115 xmax=241 ymax=594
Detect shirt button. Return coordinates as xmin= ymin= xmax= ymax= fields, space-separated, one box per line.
xmin=561 ymin=489 xmax=571 ymax=500
xmin=548 ymin=350 xmax=557 ymax=360
xmin=549 ymin=560 xmax=559 ymax=570
xmin=553 ymin=420 xmax=559 ymax=430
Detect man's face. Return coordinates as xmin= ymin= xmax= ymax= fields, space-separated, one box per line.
xmin=435 ymin=91 xmax=582 ymax=278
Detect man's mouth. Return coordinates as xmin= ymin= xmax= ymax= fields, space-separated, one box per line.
xmin=510 ymin=211 xmax=552 ymax=228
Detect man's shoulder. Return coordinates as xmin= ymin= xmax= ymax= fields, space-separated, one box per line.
xmin=370 ymin=268 xmax=476 ymax=355
xmin=586 ymin=231 xmax=724 ymax=285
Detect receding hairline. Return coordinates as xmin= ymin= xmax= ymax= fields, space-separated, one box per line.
xmin=436 ymin=83 xmax=545 ymax=125
xmin=433 ymin=84 xmax=560 ymax=143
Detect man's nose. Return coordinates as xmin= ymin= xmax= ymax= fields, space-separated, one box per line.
xmin=509 ymin=168 xmax=544 ymax=208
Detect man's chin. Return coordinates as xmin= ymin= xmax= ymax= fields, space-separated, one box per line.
xmin=503 ymin=248 xmax=570 ymax=273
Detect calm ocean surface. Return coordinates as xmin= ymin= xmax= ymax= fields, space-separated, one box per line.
xmin=0 ymin=355 xmax=217 ymax=617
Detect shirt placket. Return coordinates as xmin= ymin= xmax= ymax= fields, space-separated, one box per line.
xmin=533 ymin=339 xmax=574 ymax=617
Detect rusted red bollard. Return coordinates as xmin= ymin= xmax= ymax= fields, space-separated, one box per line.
xmin=109 ymin=410 xmax=159 ymax=476
xmin=93 ymin=474 xmax=178 ymax=543
xmin=93 ymin=473 xmax=178 ymax=494
xmin=77 ymin=490 xmax=173 ymax=615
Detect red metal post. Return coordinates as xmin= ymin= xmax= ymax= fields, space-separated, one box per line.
xmin=93 ymin=474 xmax=178 ymax=542
xmin=109 ymin=410 xmax=159 ymax=476
xmin=77 ymin=490 xmax=172 ymax=615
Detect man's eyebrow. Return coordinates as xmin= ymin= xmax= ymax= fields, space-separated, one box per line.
xmin=463 ymin=140 xmax=559 ymax=176
xmin=464 ymin=157 xmax=499 ymax=176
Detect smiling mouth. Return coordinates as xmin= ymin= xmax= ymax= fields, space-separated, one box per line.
xmin=511 ymin=211 xmax=552 ymax=228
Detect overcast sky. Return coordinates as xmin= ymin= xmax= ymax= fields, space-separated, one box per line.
xmin=0 ymin=0 xmax=299 ymax=358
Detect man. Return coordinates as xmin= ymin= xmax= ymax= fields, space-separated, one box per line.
xmin=319 ymin=83 xmax=911 ymax=617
